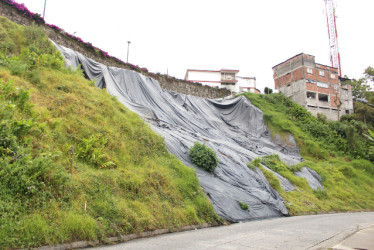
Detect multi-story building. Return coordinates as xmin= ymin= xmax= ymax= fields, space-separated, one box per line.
xmin=185 ymin=69 xmax=259 ymax=94
xmin=272 ymin=53 xmax=353 ymax=120
xmin=236 ymin=76 xmax=259 ymax=93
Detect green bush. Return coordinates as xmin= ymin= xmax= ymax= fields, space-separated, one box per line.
xmin=76 ymin=134 xmax=116 ymax=169
xmin=9 ymin=59 xmax=27 ymax=76
xmin=238 ymin=201 xmax=249 ymax=211
xmin=189 ymin=142 xmax=219 ymax=173
xmin=0 ymin=152 xmax=68 ymax=197
xmin=317 ymin=113 xmax=327 ymax=123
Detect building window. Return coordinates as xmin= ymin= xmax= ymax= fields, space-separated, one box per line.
xmin=319 ymin=70 xmax=325 ymax=76
xmin=307 ymin=68 xmax=313 ymax=74
xmin=331 ymin=73 xmax=336 ymax=79
xmin=307 ymin=92 xmax=316 ymax=99
xmin=345 ymin=110 xmax=349 ymax=114
xmin=317 ymin=82 xmax=328 ymax=88
xmin=221 ymin=73 xmax=235 ymax=81
xmin=318 ymin=93 xmax=328 ymax=102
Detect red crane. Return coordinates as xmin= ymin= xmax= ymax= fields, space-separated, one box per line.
xmin=324 ymin=0 xmax=341 ymax=76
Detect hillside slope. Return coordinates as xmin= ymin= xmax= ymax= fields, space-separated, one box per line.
xmin=244 ymin=93 xmax=374 ymax=215
xmin=54 ymin=32 xmax=374 ymax=223
xmin=1 ymin=14 xmax=374 ymax=249
xmin=0 ymin=17 xmax=220 ymax=248
xmin=54 ymin=36 xmax=304 ymax=222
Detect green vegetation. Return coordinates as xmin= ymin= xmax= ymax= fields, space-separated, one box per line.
xmin=244 ymin=92 xmax=374 ymax=215
xmin=345 ymin=66 xmax=373 ymax=101
xmin=189 ymin=142 xmax=219 ymax=173
xmin=342 ymin=67 xmax=374 ymax=127
xmin=245 ymin=92 xmax=373 ymax=161
xmin=346 ymin=102 xmax=374 ymax=128
xmin=264 ymin=87 xmax=273 ymax=94
xmin=238 ymin=201 xmax=249 ymax=211
xmin=0 ymin=17 xmax=221 ymax=248
xmin=257 ymin=155 xmax=374 ymax=215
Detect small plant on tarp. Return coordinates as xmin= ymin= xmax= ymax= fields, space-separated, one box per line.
xmin=189 ymin=142 xmax=218 ymax=173
xmin=238 ymin=201 xmax=249 ymax=211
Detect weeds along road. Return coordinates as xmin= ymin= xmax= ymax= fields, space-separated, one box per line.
xmin=95 ymin=212 xmax=374 ymax=250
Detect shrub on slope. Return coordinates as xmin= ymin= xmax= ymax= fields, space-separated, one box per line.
xmin=189 ymin=142 xmax=219 ymax=173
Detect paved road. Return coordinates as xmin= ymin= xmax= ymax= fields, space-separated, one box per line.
xmin=97 ymin=212 xmax=374 ymax=250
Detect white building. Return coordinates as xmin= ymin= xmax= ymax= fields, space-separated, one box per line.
xmin=236 ymin=76 xmax=258 ymax=93
xmin=185 ymin=69 xmax=258 ymax=94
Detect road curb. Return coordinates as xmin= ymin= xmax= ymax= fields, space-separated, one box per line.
xmin=331 ymin=225 xmax=374 ymax=250
xmin=34 ymin=222 xmax=222 ymax=250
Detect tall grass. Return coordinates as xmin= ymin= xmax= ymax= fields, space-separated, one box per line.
xmin=0 ymin=16 xmax=221 ymax=248
xmin=244 ymin=93 xmax=373 ymax=161
xmin=244 ymin=93 xmax=374 ymax=215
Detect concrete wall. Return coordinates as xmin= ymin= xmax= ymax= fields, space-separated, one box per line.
xmin=237 ymin=77 xmax=256 ymax=93
xmin=279 ymin=79 xmax=306 ymax=105
xmin=0 ymin=1 xmax=230 ymax=99
xmin=186 ymin=70 xmax=221 ymax=88
xmin=307 ymin=106 xmax=339 ymax=121
xmin=187 ymin=71 xmax=221 ymax=83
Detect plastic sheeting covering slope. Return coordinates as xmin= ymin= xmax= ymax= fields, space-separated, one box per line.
xmin=54 ymin=42 xmax=303 ymax=222
xmin=264 ymin=166 xmax=295 ymax=193
xmin=295 ymin=167 xmax=324 ymax=191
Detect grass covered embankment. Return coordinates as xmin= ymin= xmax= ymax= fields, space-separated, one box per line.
xmin=0 ymin=16 xmax=221 ymax=248
xmin=244 ymin=92 xmax=374 ymax=215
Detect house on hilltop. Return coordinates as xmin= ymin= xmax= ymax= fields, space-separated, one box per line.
xmin=185 ymin=69 xmax=259 ymax=94
xmin=272 ymin=53 xmax=353 ymax=120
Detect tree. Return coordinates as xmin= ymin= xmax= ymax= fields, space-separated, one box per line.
xmin=264 ymin=87 xmax=273 ymax=95
xmin=364 ymin=67 xmax=374 ymax=103
xmin=346 ymin=66 xmax=373 ymax=101
xmin=331 ymin=85 xmax=342 ymax=120
xmin=346 ymin=78 xmax=371 ymax=100
xmin=351 ymin=102 xmax=374 ymax=128
xmin=364 ymin=66 xmax=374 ymax=81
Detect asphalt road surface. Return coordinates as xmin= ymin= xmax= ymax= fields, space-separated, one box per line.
xmin=96 ymin=212 xmax=374 ymax=250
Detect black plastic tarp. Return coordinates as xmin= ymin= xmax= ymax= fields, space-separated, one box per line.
xmin=54 ymin=42 xmax=304 ymax=222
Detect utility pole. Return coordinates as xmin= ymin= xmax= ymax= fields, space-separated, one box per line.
xmin=43 ymin=0 xmax=47 ymax=19
xmin=127 ymin=41 xmax=131 ymax=63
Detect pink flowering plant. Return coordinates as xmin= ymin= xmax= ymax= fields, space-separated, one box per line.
xmin=1 ymin=0 xmax=147 ymax=73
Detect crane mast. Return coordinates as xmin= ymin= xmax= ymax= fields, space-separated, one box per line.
xmin=324 ymin=0 xmax=341 ymax=76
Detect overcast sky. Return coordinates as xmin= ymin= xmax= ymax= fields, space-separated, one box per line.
xmin=17 ymin=0 xmax=374 ymax=91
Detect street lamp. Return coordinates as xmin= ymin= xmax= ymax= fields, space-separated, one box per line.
xmin=43 ymin=0 xmax=47 ymax=19
xmin=127 ymin=41 xmax=131 ymax=63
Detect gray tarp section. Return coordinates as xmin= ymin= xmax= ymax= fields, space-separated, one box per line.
xmin=54 ymin=42 xmax=304 ymax=222
xmin=263 ymin=166 xmax=295 ymax=192
xmin=295 ymin=167 xmax=324 ymax=190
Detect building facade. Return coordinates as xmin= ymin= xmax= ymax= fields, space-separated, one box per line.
xmin=272 ymin=53 xmax=353 ymax=120
xmin=185 ymin=69 xmax=258 ymax=94
xmin=236 ymin=76 xmax=259 ymax=93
